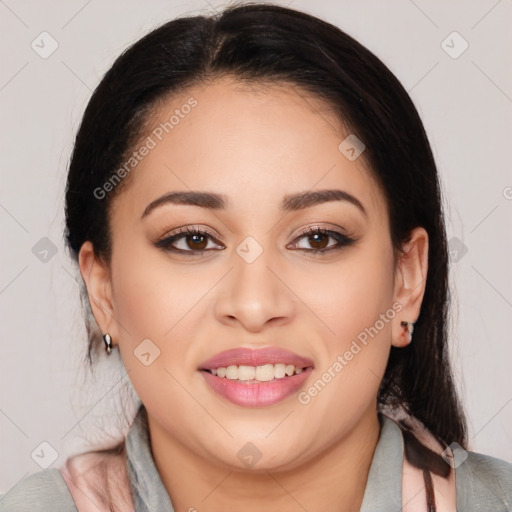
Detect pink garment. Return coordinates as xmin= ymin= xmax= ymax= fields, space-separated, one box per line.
xmin=61 ymin=450 xmax=134 ymax=512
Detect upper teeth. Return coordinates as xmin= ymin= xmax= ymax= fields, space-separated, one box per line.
xmin=210 ymin=364 xmax=303 ymax=381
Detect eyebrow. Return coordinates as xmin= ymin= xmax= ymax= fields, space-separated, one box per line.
xmin=141 ymin=189 xmax=367 ymax=219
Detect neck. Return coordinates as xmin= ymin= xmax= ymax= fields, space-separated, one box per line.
xmin=148 ymin=408 xmax=380 ymax=512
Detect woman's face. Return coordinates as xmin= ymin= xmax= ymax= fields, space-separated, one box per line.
xmin=81 ymin=76 xmax=426 ymax=472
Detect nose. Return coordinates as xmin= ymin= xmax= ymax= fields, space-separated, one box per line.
xmin=213 ymin=243 xmax=295 ymax=333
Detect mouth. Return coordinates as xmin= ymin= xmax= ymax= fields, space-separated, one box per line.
xmin=203 ymin=363 xmax=308 ymax=381
xmin=199 ymin=347 xmax=314 ymax=407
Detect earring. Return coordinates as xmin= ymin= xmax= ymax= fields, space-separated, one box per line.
xmin=103 ymin=333 xmax=113 ymax=355
xmin=400 ymin=321 xmax=414 ymax=343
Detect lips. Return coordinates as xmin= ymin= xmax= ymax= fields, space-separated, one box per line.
xmin=198 ymin=347 xmax=314 ymax=407
xmin=199 ymin=347 xmax=314 ymax=370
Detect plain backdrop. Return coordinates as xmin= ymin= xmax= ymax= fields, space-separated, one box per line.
xmin=1 ymin=0 xmax=511 ymax=493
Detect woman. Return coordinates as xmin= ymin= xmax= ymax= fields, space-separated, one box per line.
xmin=1 ymin=3 xmax=510 ymax=511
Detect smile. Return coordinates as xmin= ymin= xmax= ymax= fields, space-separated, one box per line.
xmin=199 ymin=347 xmax=314 ymax=407
xmin=206 ymin=363 xmax=305 ymax=381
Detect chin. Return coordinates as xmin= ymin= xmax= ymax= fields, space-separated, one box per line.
xmin=204 ymin=437 xmax=311 ymax=474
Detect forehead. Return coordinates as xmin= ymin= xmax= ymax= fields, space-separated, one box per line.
xmin=111 ymin=76 xmax=385 ymax=220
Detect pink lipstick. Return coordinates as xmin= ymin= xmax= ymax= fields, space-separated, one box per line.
xmin=199 ymin=347 xmax=314 ymax=407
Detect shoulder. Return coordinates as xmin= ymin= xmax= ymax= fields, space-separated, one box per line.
xmin=0 ymin=468 xmax=77 ymax=512
xmin=381 ymin=413 xmax=512 ymax=510
xmin=0 ymin=447 xmax=133 ymax=512
xmin=455 ymin=447 xmax=512 ymax=511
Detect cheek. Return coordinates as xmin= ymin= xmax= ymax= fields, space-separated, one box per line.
xmin=111 ymin=256 xmax=171 ymax=342
xmin=302 ymin=240 xmax=395 ymax=344
xmin=110 ymin=240 xmax=205 ymax=342
xmin=109 ymin=247 xmax=201 ymax=411
xmin=109 ymin=241 xmax=225 ymax=381
xmin=295 ymin=240 xmax=395 ymax=411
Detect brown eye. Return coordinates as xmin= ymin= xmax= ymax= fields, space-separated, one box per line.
xmin=186 ymin=233 xmax=208 ymax=250
xmin=307 ymin=232 xmax=330 ymax=250
xmin=155 ymin=227 xmax=224 ymax=253
xmin=290 ymin=227 xmax=356 ymax=254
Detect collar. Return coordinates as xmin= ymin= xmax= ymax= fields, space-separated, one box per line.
xmin=125 ymin=405 xmax=404 ymax=512
xmin=359 ymin=413 xmax=404 ymax=511
xmin=125 ymin=405 xmax=175 ymax=511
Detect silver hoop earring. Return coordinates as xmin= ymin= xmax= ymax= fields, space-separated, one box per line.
xmin=400 ymin=321 xmax=414 ymax=342
xmin=103 ymin=333 xmax=113 ymax=355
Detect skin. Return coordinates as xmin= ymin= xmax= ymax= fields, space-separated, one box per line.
xmin=79 ymin=76 xmax=428 ymax=512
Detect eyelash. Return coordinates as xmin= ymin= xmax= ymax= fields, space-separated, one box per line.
xmin=154 ymin=226 xmax=356 ymax=255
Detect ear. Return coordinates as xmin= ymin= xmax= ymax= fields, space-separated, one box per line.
xmin=392 ymin=227 xmax=429 ymax=348
xmin=78 ymin=241 xmax=119 ymax=348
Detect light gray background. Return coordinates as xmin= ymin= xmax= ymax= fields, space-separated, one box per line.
xmin=1 ymin=0 xmax=511 ymax=493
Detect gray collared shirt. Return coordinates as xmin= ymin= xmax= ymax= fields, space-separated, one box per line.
xmin=1 ymin=405 xmax=511 ymax=511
